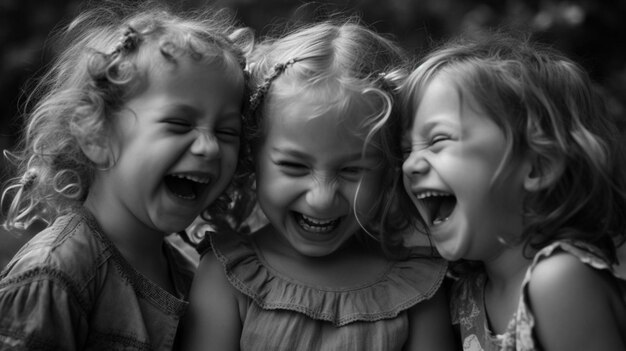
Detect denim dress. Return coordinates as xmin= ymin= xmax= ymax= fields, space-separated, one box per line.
xmin=205 ymin=230 xmax=448 ymax=350
xmin=450 ymin=240 xmax=626 ymax=351
xmin=0 ymin=209 xmax=196 ymax=350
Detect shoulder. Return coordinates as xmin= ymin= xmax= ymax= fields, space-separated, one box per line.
xmin=2 ymin=213 xmax=106 ymax=283
xmin=193 ymin=232 xmax=246 ymax=298
xmin=526 ymin=244 xmax=626 ymax=350
xmin=527 ymin=251 xmax=611 ymax=313
xmin=527 ymin=241 xmax=617 ymax=299
xmin=0 ymin=216 xmax=97 ymax=348
xmin=181 ymin=243 xmax=244 ymax=351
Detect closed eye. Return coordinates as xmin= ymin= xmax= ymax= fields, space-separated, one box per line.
xmin=276 ymin=161 xmax=308 ymax=176
xmin=430 ymin=134 xmax=450 ymax=144
xmin=429 ymin=134 xmax=451 ymax=147
xmin=164 ymin=119 xmax=192 ymax=133
xmin=341 ymin=166 xmax=366 ymax=175
xmin=216 ymin=128 xmax=240 ymax=141
xmin=339 ymin=166 xmax=368 ymax=181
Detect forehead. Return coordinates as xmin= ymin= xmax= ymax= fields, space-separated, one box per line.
xmin=268 ymin=85 xmax=379 ymax=132
xmin=263 ymin=94 xmax=383 ymax=159
xmin=142 ymin=52 xmax=242 ymax=94
xmin=409 ymin=76 xmax=461 ymax=127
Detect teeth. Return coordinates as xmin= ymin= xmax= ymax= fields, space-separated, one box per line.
xmin=416 ymin=190 xmax=449 ymax=200
xmin=176 ymin=193 xmax=196 ymax=200
xmin=170 ymin=173 xmax=211 ymax=184
xmin=301 ymin=215 xmax=336 ymax=225
xmin=433 ymin=217 xmax=449 ymax=225
xmin=297 ymin=213 xmax=340 ymax=233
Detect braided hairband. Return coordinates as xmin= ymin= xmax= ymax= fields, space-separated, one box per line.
xmin=110 ymin=26 xmax=140 ymax=56
xmin=248 ymin=57 xmax=302 ymax=114
xmin=248 ymin=58 xmax=395 ymax=116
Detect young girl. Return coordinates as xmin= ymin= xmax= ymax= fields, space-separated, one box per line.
xmin=0 ymin=2 xmax=251 ymax=350
xmin=180 ymin=20 xmax=457 ymax=350
xmin=400 ymin=32 xmax=626 ymax=350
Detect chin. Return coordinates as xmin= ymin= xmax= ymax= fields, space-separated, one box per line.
xmin=297 ymin=238 xmax=347 ymax=256
xmin=432 ymin=242 xmax=462 ymax=261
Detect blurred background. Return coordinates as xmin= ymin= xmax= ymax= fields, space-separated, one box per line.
xmin=1 ymin=0 xmax=626 ymax=267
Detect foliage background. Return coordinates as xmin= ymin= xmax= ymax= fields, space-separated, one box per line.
xmin=1 ymin=0 xmax=625 ymax=267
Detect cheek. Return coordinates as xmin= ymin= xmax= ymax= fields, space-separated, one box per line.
xmin=219 ymin=145 xmax=240 ymax=179
xmin=255 ymin=164 xmax=291 ymax=207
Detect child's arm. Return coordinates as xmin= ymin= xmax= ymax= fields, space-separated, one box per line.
xmin=529 ymin=253 xmax=626 ymax=351
xmin=178 ymin=251 xmax=243 ymax=351
xmin=403 ymin=285 xmax=460 ymax=351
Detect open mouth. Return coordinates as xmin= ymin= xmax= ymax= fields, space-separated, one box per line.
xmin=164 ymin=173 xmax=211 ymax=201
xmin=416 ymin=191 xmax=457 ymax=226
xmin=294 ymin=212 xmax=341 ymax=233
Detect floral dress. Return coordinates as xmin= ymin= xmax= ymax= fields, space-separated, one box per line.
xmin=204 ymin=231 xmax=448 ymax=350
xmin=450 ymin=240 xmax=626 ymax=351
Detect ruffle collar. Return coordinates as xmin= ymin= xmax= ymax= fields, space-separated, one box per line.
xmin=207 ymin=230 xmax=448 ymax=326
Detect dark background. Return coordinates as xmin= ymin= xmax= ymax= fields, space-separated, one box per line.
xmin=2 ymin=0 xmax=626 ymax=267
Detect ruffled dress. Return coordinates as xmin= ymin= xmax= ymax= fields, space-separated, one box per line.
xmin=205 ymin=231 xmax=448 ymax=350
xmin=450 ymin=240 xmax=626 ymax=351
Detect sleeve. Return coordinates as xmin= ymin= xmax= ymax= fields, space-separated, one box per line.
xmin=0 ymin=268 xmax=88 ymax=351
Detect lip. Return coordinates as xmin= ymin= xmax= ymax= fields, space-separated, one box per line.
xmin=289 ymin=211 xmax=344 ymax=242
xmin=169 ymin=170 xmax=214 ymax=183
xmin=163 ymin=170 xmax=215 ymax=206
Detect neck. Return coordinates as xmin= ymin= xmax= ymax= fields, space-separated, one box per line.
xmin=480 ymin=243 xmax=532 ymax=334
xmin=483 ymin=243 xmax=531 ymax=291
xmin=82 ymin=191 xmax=166 ymax=268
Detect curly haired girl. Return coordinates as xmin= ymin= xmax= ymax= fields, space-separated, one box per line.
xmin=0 ymin=2 xmax=251 ymax=349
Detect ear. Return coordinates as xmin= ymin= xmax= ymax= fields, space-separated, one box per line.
xmin=523 ymin=152 xmax=565 ymax=192
xmin=78 ymin=136 xmax=111 ymax=168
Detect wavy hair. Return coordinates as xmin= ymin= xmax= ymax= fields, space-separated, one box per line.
xmin=399 ymin=31 xmax=626 ymax=263
xmin=243 ymin=19 xmax=412 ymax=258
xmin=1 ymin=1 xmax=253 ymax=232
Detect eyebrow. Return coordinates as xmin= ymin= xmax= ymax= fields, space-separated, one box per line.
xmin=163 ymin=103 xmax=241 ymax=121
xmin=418 ymin=117 xmax=458 ymax=135
xmin=162 ymin=104 xmax=201 ymax=118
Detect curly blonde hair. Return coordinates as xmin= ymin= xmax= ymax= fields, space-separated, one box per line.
xmin=2 ymin=1 xmax=253 ymax=232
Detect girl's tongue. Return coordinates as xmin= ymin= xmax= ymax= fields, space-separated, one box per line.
xmin=165 ymin=175 xmax=204 ymax=200
xmin=423 ymin=195 xmax=457 ymax=225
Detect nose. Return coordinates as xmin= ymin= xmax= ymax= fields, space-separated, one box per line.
xmin=402 ymin=150 xmax=430 ymax=177
xmin=190 ymin=129 xmax=220 ymax=159
xmin=305 ymin=176 xmax=340 ymax=210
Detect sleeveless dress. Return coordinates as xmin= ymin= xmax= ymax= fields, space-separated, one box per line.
xmin=205 ymin=231 xmax=448 ymax=350
xmin=450 ymin=240 xmax=626 ymax=351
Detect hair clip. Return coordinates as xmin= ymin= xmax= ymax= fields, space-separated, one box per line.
xmin=376 ymin=71 xmax=395 ymax=93
xmin=19 ymin=168 xmax=37 ymax=190
xmin=111 ymin=26 xmax=140 ymax=55
xmin=248 ymin=57 xmax=301 ymax=114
